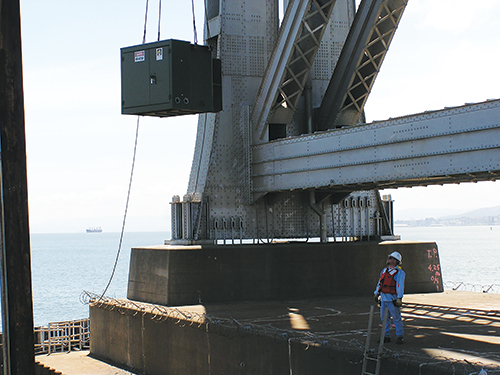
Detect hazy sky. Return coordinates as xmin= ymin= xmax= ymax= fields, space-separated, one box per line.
xmin=19 ymin=0 xmax=500 ymax=233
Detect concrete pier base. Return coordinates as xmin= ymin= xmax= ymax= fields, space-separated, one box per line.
xmin=88 ymin=241 xmax=455 ymax=374
xmin=127 ymin=241 xmax=443 ymax=306
xmin=89 ymin=291 xmax=500 ymax=375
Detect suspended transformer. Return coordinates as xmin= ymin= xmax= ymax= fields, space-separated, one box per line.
xmin=121 ymin=39 xmax=222 ymax=117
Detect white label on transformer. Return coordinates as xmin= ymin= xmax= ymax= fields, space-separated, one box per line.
xmin=156 ymin=48 xmax=163 ymax=61
xmin=134 ymin=51 xmax=145 ymax=62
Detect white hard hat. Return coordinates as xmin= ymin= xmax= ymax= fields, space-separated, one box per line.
xmin=388 ymin=251 xmax=402 ymax=263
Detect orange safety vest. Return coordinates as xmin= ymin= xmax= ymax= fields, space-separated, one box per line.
xmin=379 ymin=267 xmax=398 ymax=294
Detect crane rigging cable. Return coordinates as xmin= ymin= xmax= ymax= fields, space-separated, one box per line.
xmin=99 ymin=0 xmax=154 ymax=300
xmin=99 ymin=117 xmax=140 ymax=300
xmin=142 ymin=0 xmax=163 ymax=43
xmin=99 ymin=0 xmax=198 ymax=300
xmin=142 ymin=0 xmax=149 ymax=44
xmin=191 ymin=0 xmax=198 ymax=44
xmin=158 ymin=0 xmax=162 ymax=41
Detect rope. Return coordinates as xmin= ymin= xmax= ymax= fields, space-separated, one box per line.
xmin=142 ymin=0 xmax=149 ymax=44
xmin=157 ymin=0 xmax=162 ymax=41
xmin=191 ymin=0 xmax=198 ymax=44
xmin=99 ymin=118 xmax=140 ymax=300
xmin=99 ymin=0 xmax=149 ymax=300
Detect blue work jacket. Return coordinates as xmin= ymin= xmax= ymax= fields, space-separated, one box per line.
xmin=374 ymin=266 xmax=405 ymax=302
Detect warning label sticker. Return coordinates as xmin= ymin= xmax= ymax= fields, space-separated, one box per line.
xmin=156 ymin=48 xmax=163 ymax=61
xmin=134 ymin=51 xmax=145 ymax=63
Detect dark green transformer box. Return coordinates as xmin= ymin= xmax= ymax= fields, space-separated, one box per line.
xmin=121 ymin=39 xmax=222 ymax=117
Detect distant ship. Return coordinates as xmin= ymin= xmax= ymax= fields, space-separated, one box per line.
xmin=86 ymin=227 xmax=102 ymax=233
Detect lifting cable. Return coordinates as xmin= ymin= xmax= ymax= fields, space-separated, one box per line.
xmin=191 ymin=0 xmax=198 ymax=44
xmin=99 ymin=0 xmax=157 ymax=300
xmin=158 ymin=0 xmax=162 ymax=41
xmin=99 ymin=118 xmax=140 ymax=299
xmin=98 ymin=0 xmax=194 ymax=300
xmin=143 ymin=0 xmax=162 ymax=43
xmin=142 ymin=0 xmax=149 ymax=44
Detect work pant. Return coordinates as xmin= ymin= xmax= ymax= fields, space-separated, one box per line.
xmin=380 ymin=300 xmax=403 ymax=338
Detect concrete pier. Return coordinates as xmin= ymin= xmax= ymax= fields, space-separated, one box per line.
xmin=127 ymin=241 xmax=443 ymax=306
xmin=84 ymin=240 xmax=463 ymax=374
xmin=89 ymin=290 xmax=500 ymax=375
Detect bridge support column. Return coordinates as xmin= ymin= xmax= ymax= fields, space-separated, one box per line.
xmin=309 ymin=190 xmax=327 ymax=243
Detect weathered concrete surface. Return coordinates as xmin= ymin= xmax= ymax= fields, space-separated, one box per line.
xmin=127 ymin=241 xmax=443 ymax=306
xmin=90 ymin=291 xmax=500 ymax=375
xmin=36 ymin=351 xmax=136 ymax=374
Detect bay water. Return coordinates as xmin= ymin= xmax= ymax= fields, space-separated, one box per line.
xmin=395 ymin=225 xmax=500 ymax=287
xmin=26 ymin=226 xmax=500 ymax=326
xmin=31 ymin=231 xmax=169 ymax=326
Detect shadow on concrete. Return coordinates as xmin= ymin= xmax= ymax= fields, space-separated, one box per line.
xmin=399 ymin=301 xmax=500 ymax=369
xmin=86 ymin=291 xmax=500 ymax=374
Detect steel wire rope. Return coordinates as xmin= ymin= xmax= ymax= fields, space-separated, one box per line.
xmin=99 ymin=117 xmax=140 ymax=300
xmin=191 ymin=0 xmax=198 ymax=44
xmin=97 ymin=0 xmax=152 ymax=301
xmin=157 ymin=0 xmax=162 ymax=41
xmin=142 ymin=0 xmax=149 ymax=44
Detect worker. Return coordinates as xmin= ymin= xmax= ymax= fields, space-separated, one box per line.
xmin=373 ymin=251 xmax=405 ymax=344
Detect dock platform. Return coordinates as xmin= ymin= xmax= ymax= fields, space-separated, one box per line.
xmin=75 ymin=290 xmax=500 ymax=375
xmin=36 ymin=350 xmax=134 ymax=375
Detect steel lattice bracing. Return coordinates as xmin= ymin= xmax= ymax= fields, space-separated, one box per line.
xmin=174 ymin=0 xmax=370 ymax=244
xmin=252 ymin=0 xmax=337 ymax=142
xmin=316 ymin=0 xmax=408 ymax=130
xmin=252 ymin=99 xmax=500 ymax=194
xmin=172 ymin=0 xmax=500 ymax=244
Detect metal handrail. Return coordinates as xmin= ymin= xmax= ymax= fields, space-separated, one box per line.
xmin=34 ymin=318 xmax=90 ymax=355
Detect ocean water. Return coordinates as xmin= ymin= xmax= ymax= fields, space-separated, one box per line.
xmin=24 ymin=226 xmax=500 ymax=326
xmin=395 ymin=225 xmax=500 ymax=287
xmin=30 ymin=231 xmax=169 ymax=326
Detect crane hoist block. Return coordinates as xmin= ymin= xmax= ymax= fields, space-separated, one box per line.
xmin=121 ymin=39 xmax=222 ymax=117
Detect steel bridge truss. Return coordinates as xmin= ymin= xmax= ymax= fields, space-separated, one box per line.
xmin=252 ymin=99 xmax=500 ymax=194
xmin=171 ymin=0 xmax=500 ymax=244
xmin=252 ymin=0 xmax=337 ymax=142
xmin=316 ymin=0 xmax=408 ymax=129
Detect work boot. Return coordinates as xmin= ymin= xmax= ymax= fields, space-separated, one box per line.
xmin=378 ymin=337 xmax=390 ymax=343
xmin=396 ymin=336 xmax=404 ymax=345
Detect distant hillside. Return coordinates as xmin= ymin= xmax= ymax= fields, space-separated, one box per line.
xmin=395 ymin=208 xmax=467 ymax=221
xmin=395 ymin=205 xmax=500 ymax=227
xmin=442 ymin=205 xmax=500 ymax=219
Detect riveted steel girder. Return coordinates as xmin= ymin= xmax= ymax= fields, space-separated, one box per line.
xmin=252 ymin=99 xmax=500 ymax=194
xmin=252 ymin=0 xmax=337 ymax=142
xmin=316 ymin=0 xmax=408 ymax=130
